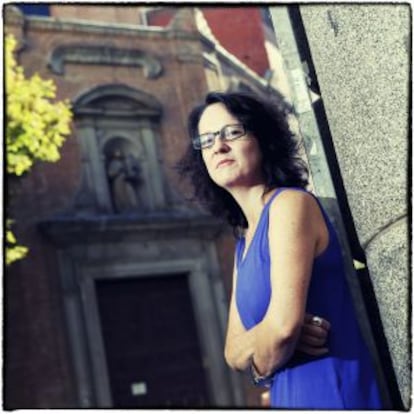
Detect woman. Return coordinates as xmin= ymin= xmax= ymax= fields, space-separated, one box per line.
xmin=178 ymin=91 xmax=382 ymax=409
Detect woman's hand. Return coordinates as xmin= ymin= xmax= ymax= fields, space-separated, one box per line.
xmin=296 ymin=314 xmax=331 ymax=356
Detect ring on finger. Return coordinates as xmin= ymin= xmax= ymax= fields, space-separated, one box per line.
xmin=311 ymin=316 xmax=323 ymax=327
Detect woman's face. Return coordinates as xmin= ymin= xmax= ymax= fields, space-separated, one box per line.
xmin=198 ymin=102 xmax=264 ymax=190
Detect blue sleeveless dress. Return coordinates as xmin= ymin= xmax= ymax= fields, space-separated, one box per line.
xmin=235 ymin=188 xmax=382 ymax=409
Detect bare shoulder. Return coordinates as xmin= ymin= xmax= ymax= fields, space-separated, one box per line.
xmin=268 ymin=189 xmax=319 ymax=218
xmin=268 ymin=189 xmax=328 ymax=253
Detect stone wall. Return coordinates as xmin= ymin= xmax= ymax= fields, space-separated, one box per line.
xmin=299 ymin=4 xmax=410 ymax=408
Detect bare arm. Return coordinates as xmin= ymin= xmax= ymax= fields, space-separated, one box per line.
xmin=252 ymin=190 xmax=325 ymax=376
xmin=224 ymin=264 xmax=259 ymax=371
xmin=224 ymin=191 xmax=329 ymax=373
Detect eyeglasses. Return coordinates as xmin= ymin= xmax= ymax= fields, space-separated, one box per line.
xmin=192 ymin=124 xmax=247 ymax=150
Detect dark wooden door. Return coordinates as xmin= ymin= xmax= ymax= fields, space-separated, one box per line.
xmin=95 ymin=274 xmax=211 ymax=408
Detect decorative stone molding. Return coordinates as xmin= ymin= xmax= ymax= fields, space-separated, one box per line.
xmin=39 ymin=212 xmax=226 ymax=246
xmin=167 ymin=7 xmax=199 ymax=34
xmin=73 ymin=83 xmax=162 ymax=119
xmin=48 ymin=44 xmax=163 ymax=78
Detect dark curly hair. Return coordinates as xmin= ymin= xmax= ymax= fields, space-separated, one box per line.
xmin=177 ymin=91 xmax=309 ymax=230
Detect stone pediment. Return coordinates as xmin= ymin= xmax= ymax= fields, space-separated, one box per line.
xmin=73 ymin=84 xmax=162 ymax=118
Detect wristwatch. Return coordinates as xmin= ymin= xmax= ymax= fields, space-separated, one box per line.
xmin=249 ymin=356 xmax=274 ymax=388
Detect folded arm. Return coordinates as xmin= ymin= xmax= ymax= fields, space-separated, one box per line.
xmin=225 ymin=190 xmax=329 ymax=375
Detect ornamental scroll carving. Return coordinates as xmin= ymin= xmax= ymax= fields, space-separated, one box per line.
xmin=48 ymin=45 xmax=163 ymax=79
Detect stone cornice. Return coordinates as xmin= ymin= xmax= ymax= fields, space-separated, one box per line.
xmin=39 ymin=211 xmax=229 ymax=246
xmin=19 ymin=14 xmax=200 ymax=42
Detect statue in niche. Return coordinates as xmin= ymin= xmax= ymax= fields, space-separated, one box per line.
xmin=106 ymin=148 xmax=142 ymax=213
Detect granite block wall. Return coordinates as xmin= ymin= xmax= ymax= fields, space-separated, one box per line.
xmin=299 ymin=4 xmax=410 ymax=408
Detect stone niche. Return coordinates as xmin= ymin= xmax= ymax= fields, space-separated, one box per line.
xmin=69 ymin=83 xmax=167 ymax=216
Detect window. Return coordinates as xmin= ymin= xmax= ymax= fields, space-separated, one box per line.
xmin=16 ymin=3 xmax=50 ymax=16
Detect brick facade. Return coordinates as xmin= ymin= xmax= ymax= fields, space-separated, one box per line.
xmin=5 ymin=5 xmax=274 ymax=408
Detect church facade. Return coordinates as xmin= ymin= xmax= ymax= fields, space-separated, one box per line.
xmin=5 ymin=5 xmax=284 ymax=408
